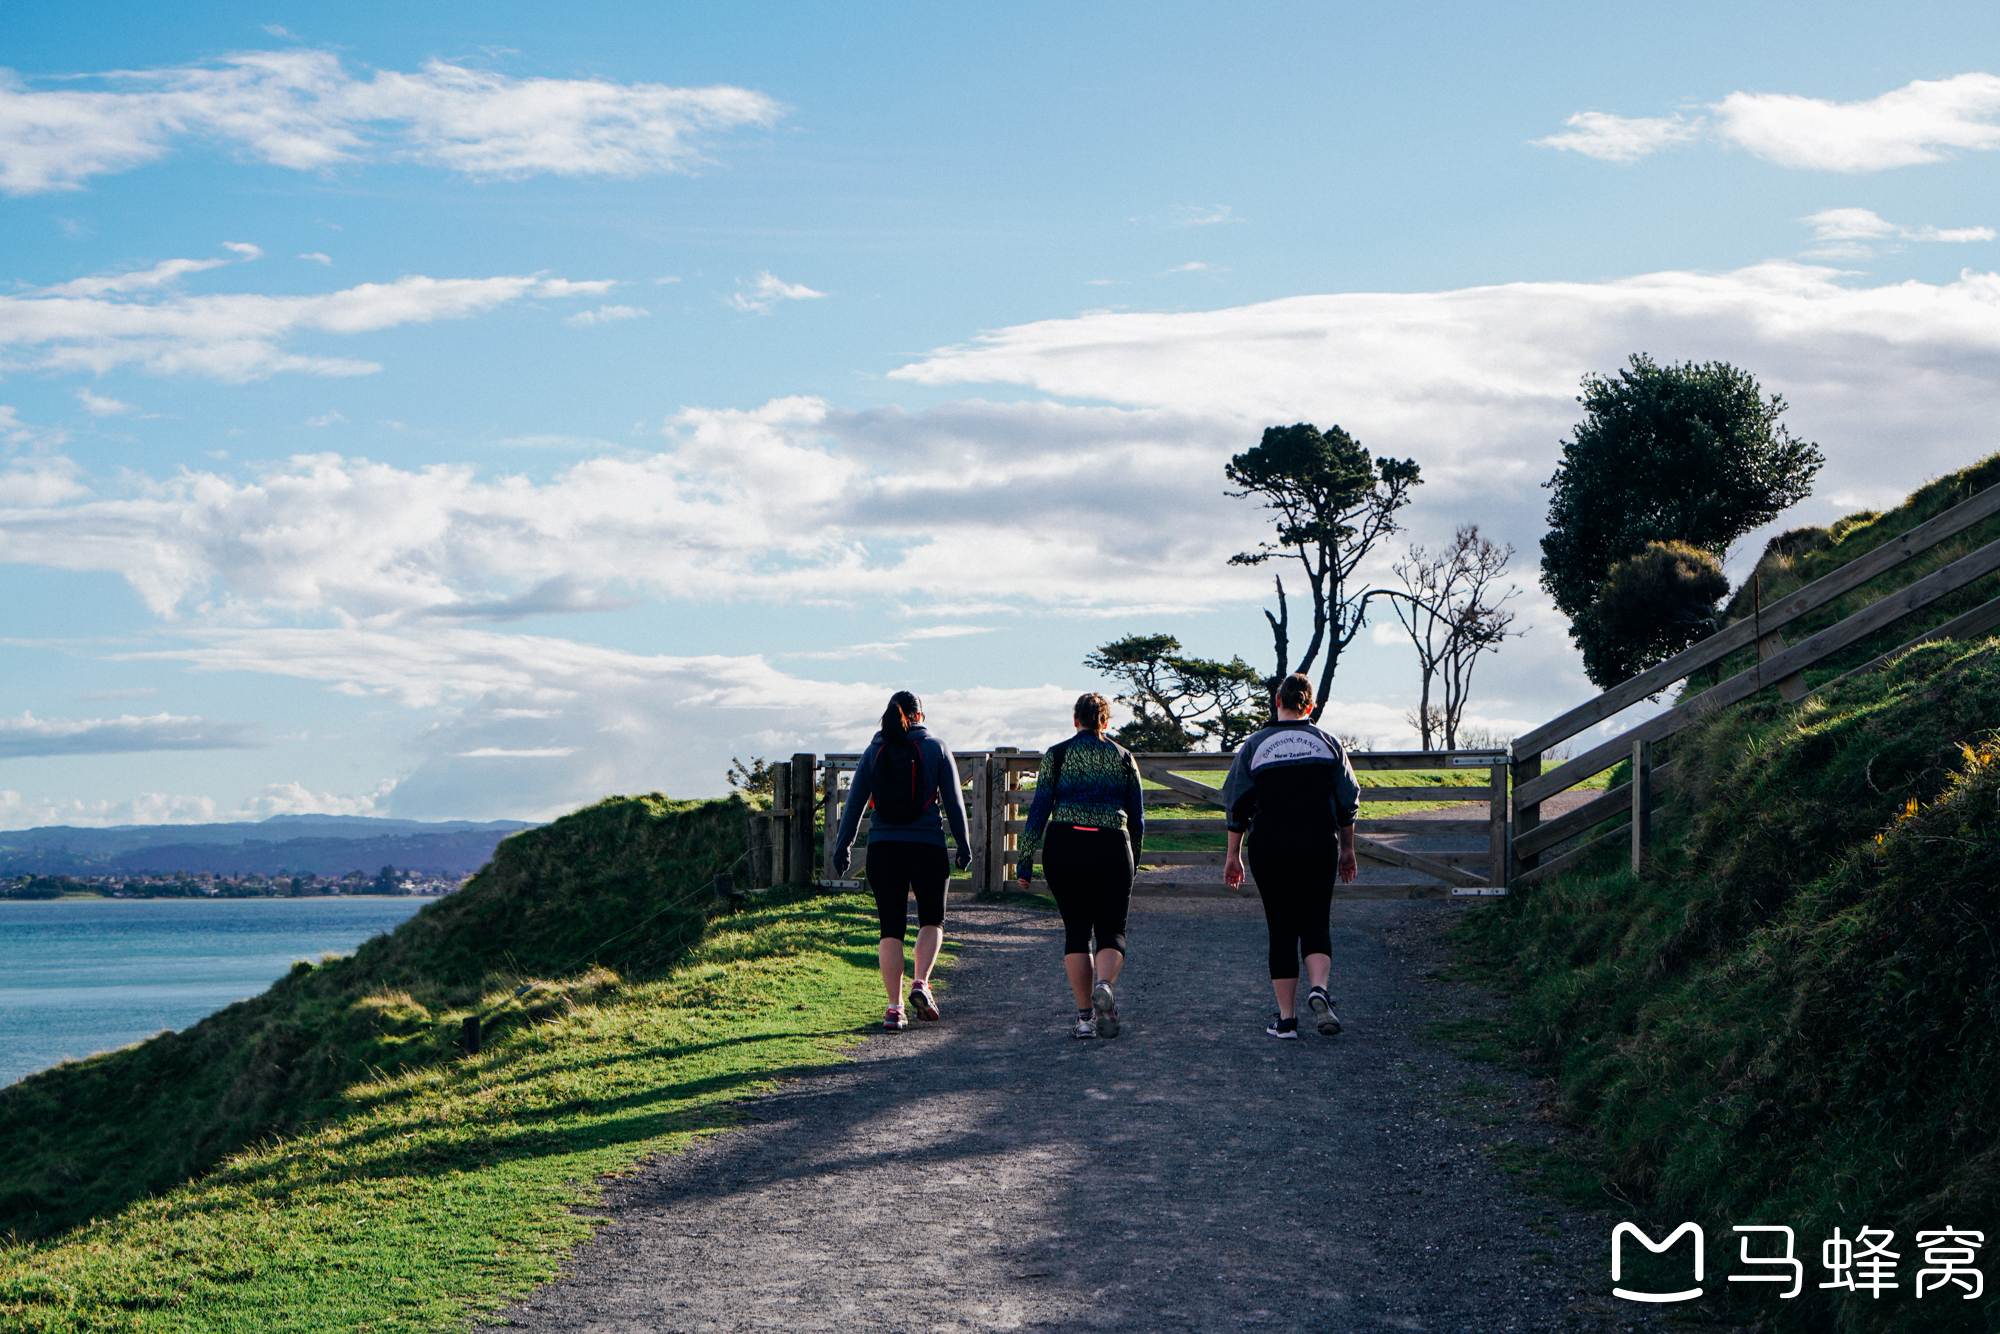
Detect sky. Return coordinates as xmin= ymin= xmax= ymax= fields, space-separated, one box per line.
xmin=3 ymin=0 xmax=2000 ymax=826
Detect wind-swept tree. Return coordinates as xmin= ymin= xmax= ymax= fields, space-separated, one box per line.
xmin=1226 ymin=423 xmax=1421 ymax=722
xmin=1085 ymin=634 xmax=1266 ymax=751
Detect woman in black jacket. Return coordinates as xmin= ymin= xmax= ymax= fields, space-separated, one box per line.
xmin=832 ymin=691 xmax=972 ymax=1031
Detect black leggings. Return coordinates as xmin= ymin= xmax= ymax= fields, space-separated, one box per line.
xmin=1248 ymin=831 xmax=1336 ymax=979
xmin=866 ymin=840 xmax=950 ymax=941
xmin=1043 ymin=823 xmax=1134 ymax=956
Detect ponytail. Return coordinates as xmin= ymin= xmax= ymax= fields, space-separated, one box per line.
xmin=881 ymin=690 xmax=922 ymax=745
xmin=1277 ymin=673 xmax=1314 ymax=716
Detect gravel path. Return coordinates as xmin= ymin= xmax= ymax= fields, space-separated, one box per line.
xmin=485 ymin=891 xmax=1660 ymax=1334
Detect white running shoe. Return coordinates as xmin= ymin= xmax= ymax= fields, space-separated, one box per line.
xmin=1090 ymin=980 xmax=1120 ymax=1038
xmin=1307 ymin=986 xmax=1341 ymax=1036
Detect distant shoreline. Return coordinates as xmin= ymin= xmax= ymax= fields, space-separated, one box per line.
xmin=17 ymin=892 xmax=451 ymax=903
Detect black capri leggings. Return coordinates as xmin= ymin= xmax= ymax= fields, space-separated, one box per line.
xmin=1042 ymin=823 xmax=1134 ymax=956
xmin=1247 ymin=830 xmax=1337 ymax=979
xmin=866 ymin=840 xmax=950 ymax=941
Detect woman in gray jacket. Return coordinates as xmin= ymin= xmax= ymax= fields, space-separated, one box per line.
xmin=832 ymin=690 xmax=972 ymax=1031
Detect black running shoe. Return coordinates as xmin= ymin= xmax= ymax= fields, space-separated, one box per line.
xmin=1091 ymin=980 xmax=1120 ymax=1038
xmin=1265 ymin=1015 xmax=1299 ymax=1039
xmin=1307 ymin=986 xmax=1341 ymax=1036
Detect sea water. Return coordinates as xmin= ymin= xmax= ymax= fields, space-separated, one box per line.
xmin=0 ymin=897 xmax=430 ymax=1088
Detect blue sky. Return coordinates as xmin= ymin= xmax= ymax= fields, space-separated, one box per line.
xmin=3 ymin=0 xmax=2000 ymax=824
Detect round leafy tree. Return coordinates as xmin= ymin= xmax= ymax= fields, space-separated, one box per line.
xmin=1540 ymin=354 xmax=1823 ymax=683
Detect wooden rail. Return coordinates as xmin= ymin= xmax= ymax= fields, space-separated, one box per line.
xmin=1511 ymin=478 xmax=2000 ymax=884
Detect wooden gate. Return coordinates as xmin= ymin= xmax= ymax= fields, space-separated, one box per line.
xmin=801 ymin=746 xmax=1511 ymax=898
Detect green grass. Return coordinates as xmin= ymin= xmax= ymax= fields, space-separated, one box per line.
xmin=0 ymin=885 xmax=890 ymax=1333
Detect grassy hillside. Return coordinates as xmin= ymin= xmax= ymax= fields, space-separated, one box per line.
xmin=0 ymin=793 xmax=747 ymax=1242
xmin=0 ymin=794 xmax=892 ymax=1333
xmin=1460 ymin=457 xmax=2000 ymax=1333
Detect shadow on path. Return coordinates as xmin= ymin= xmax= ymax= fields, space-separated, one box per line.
xmin=485 ymin=898 xmax=1654 ymax=1333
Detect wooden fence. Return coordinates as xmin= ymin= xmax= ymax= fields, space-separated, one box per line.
xmin=1511 ymin=478 xmax=2000 ymax=884
xmin=744 ymin=746 xmax=1513 ymax=898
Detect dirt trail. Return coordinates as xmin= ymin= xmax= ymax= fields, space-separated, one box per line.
xmin=486 ymin=890 xmax=1656 ymax=1333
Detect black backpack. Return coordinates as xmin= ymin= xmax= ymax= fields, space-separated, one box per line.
xmin=870 ymin=740 xmax=935 ymax=825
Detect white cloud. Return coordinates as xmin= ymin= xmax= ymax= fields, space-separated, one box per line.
xmin=115 ymin=626 xmax=1087 ymax=814
xmin=1546 ymin=73 xmax=2000 ymax=172
xmin=1168 ymin=262 xmax=1227 ymax=273
xmin=565 ymin=303 xmax=648 ymax=326
xmin=729 ymin=271 xmax=827 ymax=313
xmin=0 ymin=395 xmax=1260 ymax=621
xmin=783 ymin=624 xmax=996 ymax=661
xmin=1171 ymin=205 xmax=1242 ymax=226
xmin=221 ymin=241 xmax=263 ymax=259
xmin=0 ymin=710 xmax=259 ymax=758
xmin=0 ymin=261 xmax=611 ymax=380
xmin=303 ymin=411 xmax=347 ymax=427
xmin=41 ymin=255 xmax=232 ymax=297
xmin=1799 ymin=207 xmax=1996 ymax=257
xmin=74 ymin=388 xmax=133 ymax=416
xmin=787 ymin=641 xmax=916 ymax=661
xmin=1717 ymin=73 xmax=2000 ymax=172
xmin=0 ymin=777 xmax=392 ymax=830
xmin=0 ymin=49 xmax=783 ymax=194
xmin=1535 ymin=111 xmax=1704 ymax=163
xmin=298 ymin=251 xmax=333 ymax=265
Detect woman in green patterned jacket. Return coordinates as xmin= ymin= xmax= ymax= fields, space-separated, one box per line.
xmin=1016 ymin=693 xmax=1147 ymax=1038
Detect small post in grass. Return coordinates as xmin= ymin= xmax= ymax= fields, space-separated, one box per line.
xmin=1631 ymin=736 xmax=1652 ymax=875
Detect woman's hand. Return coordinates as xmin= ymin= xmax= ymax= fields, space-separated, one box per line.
xmin=1337 ymin=829 xmax=1358 ymax=885
xmin=1224 ymin=852 xmax=1245 ymax=891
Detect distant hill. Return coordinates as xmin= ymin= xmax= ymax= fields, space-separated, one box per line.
xmin=0 ymin=816 xmax=537 ymax=878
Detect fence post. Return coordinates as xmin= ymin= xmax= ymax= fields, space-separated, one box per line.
xmin=769 ymin=764 xmax=791 ymax=886
xmin=1487 ymin=760 xmax=1508 ymax=889
xmin=820 ymin=764 xmax=841 ymax=886
xmin=1511 ymin=749 xmax=1542 ymax=878
xmin=1630 ymin=737 xmax=1652 ymax=875
xmin=790 ymin=754 xmax=815 ymax=887
xmin=969 ymin=755 xmax=991 ymax=892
